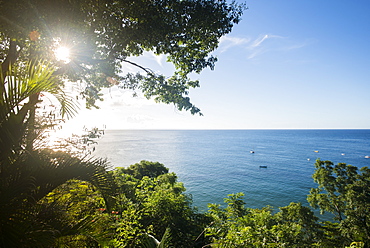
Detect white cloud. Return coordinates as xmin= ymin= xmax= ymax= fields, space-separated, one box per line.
xmin=247 ymin=50 xmax=263 ymax=59
xmin=280 ymin=38 xmax=317 ymax=51
xmin=243 ymin=34 xmax=314 ymax=60
xmin=219 ymin=36 xmax=251 ymax=52
xmin=146 ymin=51 xmax=167 ymax=67
xmin=251 ymin=34 xmax=269 ymax=48
xmin=217 ymin=34 xmax=293 ymax=59
xmin=138 ymin=51 xmax=167 ymax=67
xmin=250 ymin=34 xmax=284 ymax=48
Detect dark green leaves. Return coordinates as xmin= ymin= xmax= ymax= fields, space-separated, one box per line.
xmin=205 ymin=194 xmax=322 ymax=247
xmin=308 ymin=159 xmax=370 ymax=245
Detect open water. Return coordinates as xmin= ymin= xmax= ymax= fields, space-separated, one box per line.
xmin=94 ymin=129 xmax=370 ymax=212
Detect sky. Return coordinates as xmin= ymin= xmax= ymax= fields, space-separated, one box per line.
xmin=60 ymin=0 xmax=370 ymax=133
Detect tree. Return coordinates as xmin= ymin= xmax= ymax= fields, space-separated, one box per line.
xmin=0 ymin=0 xmax=245 ymax=114
xmin=111 ymin=162 xmax=210 ymax=247
xmin=0 ymin=61 xmax=115 ymax=247
xmin=307 ymin=160 xmax=358 ymax=221
xmin=307 ymin=159 xmax=370 ymax=246
xmin=205 ymin=193 xmax=322 ymax=247
xmin=117 ymin=160 xmax=169 ymax=180
xmin=343 ymin=166 xmax=370 ymax=244
xmin=274 ymin=202 xmax=323 ymax=247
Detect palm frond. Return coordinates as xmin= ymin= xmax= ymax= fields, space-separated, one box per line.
xmin=0 ymin=61 xmax=110 ymax=246
xmin=0 ymin=60 xmax=78 ymax=124
xmin=158 ymin=228 xmax=172 ymax=248
xmin=142 ymin=228 xmax=172 ymax=248
xmin=0 ymin=60 xmax=78 ymax=158
xmin=0 ymin=149 xmax=116 ymax=247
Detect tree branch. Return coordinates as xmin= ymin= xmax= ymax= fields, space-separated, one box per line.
xmin=122 ymin=59 xmax=154 ymax=75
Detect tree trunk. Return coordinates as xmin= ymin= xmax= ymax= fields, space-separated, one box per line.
xmin=25 ymin=93 xmax=40 ymax=152
xmin=1 ymin=39 xmax=18 ymax=76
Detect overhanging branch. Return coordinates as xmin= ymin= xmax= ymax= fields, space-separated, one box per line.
xmin=122 ymin=59 xmax=154 ymax=75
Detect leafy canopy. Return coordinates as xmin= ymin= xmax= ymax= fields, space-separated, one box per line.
xmin=308 ymin=159 xmax=370 ymax=245
xmin=116 ymin=160 xmax=169 ymax=180
xmin=205 ymin=193 xmax=323 ymax=247
xmin=110 ymin=161 xmax=208 ymax=247
xmin=0 ymin=0 xmax=245 ymax=114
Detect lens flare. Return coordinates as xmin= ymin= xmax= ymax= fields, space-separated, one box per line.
xmin=55 ymin=46 xmax=71 ymax=63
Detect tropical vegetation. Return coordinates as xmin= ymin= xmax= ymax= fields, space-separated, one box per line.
xmin=1 ymin=1 xmax=369 ymax=247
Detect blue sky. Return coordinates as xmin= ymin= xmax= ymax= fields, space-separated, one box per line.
xmin=62 ymin=0 xmax=370 ymax=131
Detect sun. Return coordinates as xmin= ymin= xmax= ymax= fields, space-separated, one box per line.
xmin=55 ymin=46 xmax=71 ymax=63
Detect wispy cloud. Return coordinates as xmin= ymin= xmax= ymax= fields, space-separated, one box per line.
xmin=247 ymin=35 xmax=288 ymax=59
xmin=280 ymin=38 xmax=317 ymax=51
xmin=218 ymin=34 xmax=311 ymax=60
xmin=250 ymin=34 xmax=284 ymax=48
xmin=138 ymin=51 xmax=167 ymax=67
xmin=219 ymin=36 xmax=251 ymax=52
xmin=251 ymin=34 xmax=269 ymax=48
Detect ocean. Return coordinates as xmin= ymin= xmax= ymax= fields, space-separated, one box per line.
xmin=94 ymin=129 xmax=370 ymax=212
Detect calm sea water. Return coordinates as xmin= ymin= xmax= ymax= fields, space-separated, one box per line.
xmin=94 ymin=130 xmax=370 ymax=212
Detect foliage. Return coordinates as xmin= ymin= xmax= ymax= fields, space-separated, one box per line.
xmin=0 ymin=60 xmax=115 ymax=247
xmin=117 ymin=160 xmax=169 ymax=180
xmin=49 ymin=160 xmax=209 ymax=247
xmin=0 ymin=60 xmax=76 ymax=155
xmin=142 ymin=228 xmax=172 ymax=248
xmin=307 ymin=160 xmax=357 ymax=221
xmin=0 ymin=148 xmax=115 ymax=247
xmin=0 ymin=4 xmax=246 ymax=243
xmin=346 ymin=242 xmax=365 ymax=248
xmin=111 ymin=161 xmax=211 ymax=247
xmin=0 ymin=0 xmax=246 ymax=113
xmin=307 ymin=159 xmax=370 ymax=246
xmin=205 ymin=193 xmax=323 ymax=247
xmin=2 ymin=60 xmax=369 ymax=247
xmin=42 ymin=179 xmax=116 ymax=247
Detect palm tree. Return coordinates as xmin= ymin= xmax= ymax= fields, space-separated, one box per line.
xmin=0 ymin=60 xmax=76 ymax=155
xmin=0 ymin=61 xmax=116 ymax=247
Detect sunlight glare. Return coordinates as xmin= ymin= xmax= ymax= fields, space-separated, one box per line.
xmin=55 ymin=46 xmax=71 ymax=63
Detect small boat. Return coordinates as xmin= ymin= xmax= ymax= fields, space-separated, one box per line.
xmin=365 ymin=156 xmax=370 ymax=159
xmin=314 ymin=150 xmax=319 ymax=153
xmin=259 ymin=165 xmax=267 ymax=168
xmin=250 ymin=150 xmax=255 ymax=154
